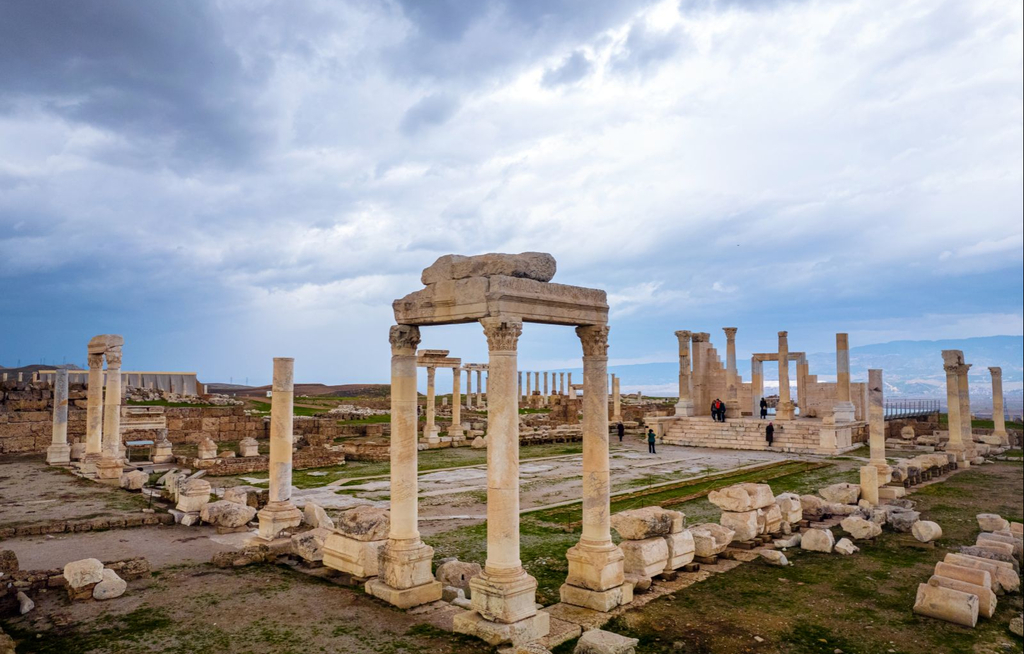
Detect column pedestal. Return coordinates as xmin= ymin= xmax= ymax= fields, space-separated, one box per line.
xmin=257 ymin=500 xmax=303 ymax=541
xmin=833 ymin=402 xmax=856 ymax=423
xmin=559 ymin=543 xmax=630 ymax=611
xmin=366 ymin=539 xmax=441 ymax=608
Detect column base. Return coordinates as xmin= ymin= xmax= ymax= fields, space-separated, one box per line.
xmin=470 ymin=568 xmax=539 ymax=624
xmin=832 ymin=402 xmax=856 ymax=423
xmin=365 ymin=578 xmax=442 ymax=609
xmin=453 ymin=609 xmax=550 ymax=647
xmin=775 ymin=401 xmax=796 ymax=420
xmin=46 ymin=444 xmax=72 ymax=466
xmin=153 ymin=441 xmax=174 ymax=464
xmin=674 ymin=400 xmax=694 ymax=417
xmin=80 ymin=452 xmax=102 ymax=476
xmin=559 ymin=582 xmax=632 ymax=612
xmin=257 ymin=501 xmax=303 ymax=541
xmin=94 ymin=457 xmax=125 ymax=484
xmin=992 ymin=430 xmax=1009 ymax=446
xmin=564 ymin=542 xmax=625 ymax=592
xmin=869 ymin=461 xmax=893 ymax=485
xmin=449 ymin=425 xmax=465 ymax=439
xmin=323 ymin=533 xmax=386 ymax=578
xmin=375 ymin=539 xmax=438 ymax=599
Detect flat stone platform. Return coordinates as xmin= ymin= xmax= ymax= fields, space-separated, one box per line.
xmin=661 ymin=416 xmax=865 ymax=455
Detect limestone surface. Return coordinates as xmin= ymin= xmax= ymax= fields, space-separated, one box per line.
xmin=664 ymin=529 xmax=695 ymax=570
xmin=63 ymin=558 xmax=104 ymax=589
xmin=913 ymin=521 xmax=943 ymax=543
xmin=620 ymin=537 xmax=669 ymax=578
xmin=17 ymin=591 xmax=34 ymax=615
xmin=291 ymin=528 xmax=332 ymax=562
xmin=889 ymin=510 xmax=921 ymax=533
xmin=841 ymin=516 xmax=882 ymax=540
xmin=421 ymin=252 xmax=557 ymax=285
xmin=436 ymin=560 xmax=483 ymax=598
xmin=574 ymin=628 xmax=639 ymax=654
xmin=93 ymin=568 xmax=127 ymax=600
xmin=934 ymin=562 xmax=992 ymax=590
xmin=303 ymin=502 xmax=335 ymax=530
xmin=690 ymin=524 xmax=734 ymax=558
xmin=927 ymin=576 xmax=997 ymax=618
xmin=977 ymin=514 xmax=1009 ymax=532
xmin=707 ymin=483 xmax=775 ymax=512
xmin=119 ymin=470 xmax=148 ymax=491
xmin=819 ymin=483 xmax=861 ymax=505
xmin=337 ymin=506 xmax=390 ymax=541
xmin=913 ymin=583 xmax=978 ymax=627
xmin=801 ymin=528 xmax=835 ymax=553
xmin=200 ymin=500 xmax=257 ymax=528
xmin=945 ymin=553 xmax=1020 ymax=593
xmin=834 ymin=538 xmax=858 ymax=555
xmin=720 ymin=510 xmax=758 ymax=542
xmin=611 ymin=507 xmax=680 ymax=540
xmin=760 ymin=550 xmax=789 ymax=566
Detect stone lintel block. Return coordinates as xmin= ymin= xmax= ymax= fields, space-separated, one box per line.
xmin=452 ymin=609 xmax=550 ymax=647
xmin=927 ymin=575 xmax=997 ymax=618
xmin=470 ymin=570 xmax=539 ymax=624
xmin=878 ymin=486 xmax=906 ymax=500
xmin=620 ymin=538 xmax=669 ymax=578
xmin=565 ymin=543 xmax=625 ymax=592
xmin=559 ymin=581 xmax=632 ymax=612
xmin=365 ymin=578 xmax=443 ymax=609
xmin=323 ymin=533 xmax=386 ymax=578
xmin=378 ymin=540 xmax=436 ymax=590
xmin=913 ymin=583 xmax=978 ymax=627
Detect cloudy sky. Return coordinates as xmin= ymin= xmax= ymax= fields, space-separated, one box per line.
xmin=1 ymin=0 xmax=1021 ymax=386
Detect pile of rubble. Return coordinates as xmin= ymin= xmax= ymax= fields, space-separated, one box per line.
xmin=325 ymin=404 xmax=389 ymax=419
xmin=126 ymin=387 xmax=242 ymax=406
xmin=913 ymin=513 xmax=1022 ymax=627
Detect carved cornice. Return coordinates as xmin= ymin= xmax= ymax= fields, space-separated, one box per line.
xmin=389 ymin=324 xmax=421 ymax=354
xmin=481 ymin=318 xmax=523 ymax=352
xmin=577 ymin=324 xmax=610 ymax=358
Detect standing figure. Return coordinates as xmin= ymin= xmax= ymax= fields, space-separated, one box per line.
xmin=617 ymin=422 xmax=625 ymax=443
xmin=765 ymin=422 xmax=775 ymax=447
xmin=647 ymin=428 xmax=657 ymax=454
xmin=759 ymin=397 xmax=768 ymax=419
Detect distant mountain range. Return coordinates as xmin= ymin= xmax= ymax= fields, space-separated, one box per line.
xmin=605 ymin=335 xmax=1023 ymax=405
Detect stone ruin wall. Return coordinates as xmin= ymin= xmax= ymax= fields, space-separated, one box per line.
xmin=1 ymin=382 xmax=386 ymax=454
xmin=800 ymin=380 xmax=868 ymax=420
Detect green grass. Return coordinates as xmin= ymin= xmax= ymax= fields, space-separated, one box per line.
xmin=248 ymin=400 xmax=328 ymax=416
xmin=938 ymin=412 xmax=1023 ymax=431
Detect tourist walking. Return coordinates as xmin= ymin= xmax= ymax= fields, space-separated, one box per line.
xmin=647 ymin=428 xmax=657 ymax=454
xmin=759 ymin=397 xmax=768 ymax=419
xmin=617 ymin=421 xmax=625 ymax=442
xmin=719 ymin=400 xmax=728 ymax=422
xmin=765 ymin=422 xmax=774 ymax=447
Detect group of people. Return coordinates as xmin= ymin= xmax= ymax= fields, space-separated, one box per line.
xmin=616 ymin=421 xmax=659 ymax=454
xmin=710 ymin=398 xmax=728 ymax=422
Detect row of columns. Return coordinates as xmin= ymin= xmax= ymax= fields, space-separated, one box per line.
xmin=518 ymin=371 xmax=574 ymax=401
xmin=422 ymin=364 xmax=464 ymax=439
xmin=464 ymin=367 xmax=486 ymax=408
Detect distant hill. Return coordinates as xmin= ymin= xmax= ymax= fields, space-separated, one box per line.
xmin=606 ymin=335 xmax=1022 ymax=403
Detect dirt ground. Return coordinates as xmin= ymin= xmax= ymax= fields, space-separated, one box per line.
xmin=0 ymin=455 xmax=150 ymax=530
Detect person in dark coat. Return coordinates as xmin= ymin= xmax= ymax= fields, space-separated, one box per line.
xmin=765 ymin=422 xmax=775 ymax=447
xmin=760 ymin=397 xmax=768 ymax=419
xmin=720 ymin=400 xmax=728 ymax=422
xmin=617 ymin=422 xmax=625 ymax=442
xmin=647 ymin=428 xmax=657 ymax=454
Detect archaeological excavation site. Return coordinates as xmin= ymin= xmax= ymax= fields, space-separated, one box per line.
xmin=1 ymin=252 xmax=1021 ymax=654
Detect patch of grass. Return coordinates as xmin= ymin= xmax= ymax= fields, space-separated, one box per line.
xmin=249 ymin=400 xmax=328 ymax=416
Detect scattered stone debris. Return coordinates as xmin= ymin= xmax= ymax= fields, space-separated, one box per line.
xmin=574 ymin=628 xmax=639 ymax=654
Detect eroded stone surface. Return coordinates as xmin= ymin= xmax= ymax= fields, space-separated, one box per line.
xmin=819 ymin=483 xmax=860 ymax=505
xmin=611 ymin=507 xmax=680 ymax=540
xmin=707 ymin=483 xmax=775 ymax=512
xmin=841 ymin=516 xmax=882 ymax=540
xmin=201 ymin=500 xmax=257 ymax=528
xmin=913 ymin=583 xmax=978 ymax=627
xmin=913 ymin=521 xmax=943 ymax=543
xmin=93 ymin=568 xmax=127 ymax=600
xmin=574 ymin=628 xmax=639 ymax=654
xmin=801 ymin=529 xmax=835 ymax=553
xmin=337 ymin=506 xmax=390 ymax=541
xmin=421 ymin=252 xmax=557 ymax=285
xmin=63 ymin=558 xmax=104 ymax=589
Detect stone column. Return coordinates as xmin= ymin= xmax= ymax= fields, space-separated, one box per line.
xmin=83 ymin=350 xmax=105 ymax=469
xmin=567 ymin=372 xmax=573 ymax=394
xmin=46 ymin=368 xmax=71 ymax=465
xmin=941 ymin=352 xmax=966 ymax=460
xmin=611 ymin=375 xmax=621 ymax=423
xmin=543 ymin=372 xmax=549 ymax=397
xmin=451 ymin=367 xmax=464 ymax=438
xmin=691 ymin=333 xmax=707 ymax=415
xmin=95 ymin=341 xmax=125 ymax=483
xmin=534 ymin=372 xmax=540 ymax=399
xmin=560 ymin=325 xmax=628 ymax=612
xmin=957 ymin=363 xmax=973 ymax=444
xmin=560 ymin=372 xmax=565 ymax=395
xmin=674 ymin=330 xmax=694 ymax=417
xmin=776 ymin=332 xmax=795 ymax=420
xmin=751 ymin=358 xmax=764 ymax=416
xmin=476 ymin=370 xmax=483 ymax=407
xmin=723 ymin=327 xmax=740 ymax=418
xmin=834 ymin=333 xmax=855 ymax=422
xmin=367 ymin=326 xmax=442 ymax=607
xmin=859 ymin=464 xmax=879 ymax=506
xmin=989 ymin=367 xmax=1008 ymax=444
xmin=457 ymin=317 xmax=548 ymax=644
xmin=466 ymin=369 xmax=473 ymax=409
xmin=867 ymin=369 xmax=889 ymax=480
xmin=796 ymin=357 xmax=809 ymax=417
xmin=525 ymin=370 xmax=531 ymax=400
xmin=518 ymin=371 xmax=523 ymax=402
xmin=256 ymin=357 xmax=304 ymax=540
xmin=424 ymin=366 xmax=438 ymax=441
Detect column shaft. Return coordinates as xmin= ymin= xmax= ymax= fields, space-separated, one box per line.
xmin=424 ymin=367 xmax=436 ymax=439
xmin=85 ymin=354 xmax=104 ymax=458
xmin=957 ymin=364 xmax=972 ymax=443
xmin=776 ymin=331 xmax=794 ymax=419
xmin=751 ymin=358 xmax=763 ymax=415
xmin=944 ymin=363 xmax=964 ymax=450
xmin=451 ymin=367 xmax=462 ymax=436
xmin=989 ymin=367 xmax=1007 ymax=441
xmin=476 ymin=370 xmax=483 ymax=406
xmin=868 ymin=369 xmax=885 ymax=465
xmin=833 ymin=333 xmax=855 ymax=421
xmin=102 ymin=358 xmax=122 ymax=459
xmin=466 ymin=369 xmax=473 ymax=408
xmin=611 ymin=375 xmax=621 ymax=422
xmin=674 ymin=331 xmax=693 ymax=416
xmin=47 ymin=369 xmax=71 ymax=465
xmin=724 ymin=328 xmax=739 ymax=417
xmin=390 ymin=332 xmax=420 ymax=541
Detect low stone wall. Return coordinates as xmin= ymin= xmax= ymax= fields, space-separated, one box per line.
xmin=0 ymin=512 xmax=174 ymax=540
xmin=662 ymin=417 xmax=859 ymax=454
xmin=177 ymin=447 xmax=346 ymax=476
xmin=884 ymin=414 xmax=941 ymax=440
xmin=0 ymin=558 xmax=150 ymax=599
xmin=0 ymin=381 xmax=87 ymax=453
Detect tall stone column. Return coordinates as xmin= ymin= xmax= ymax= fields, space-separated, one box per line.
xmin=941 ymin=352 xmax=966 ymax=460
xmin=543 ymin=372 xmax=549 ymax=397
xmin=751 ymin=358 xmax=764 ymax=416
xmin=560 ymin=372 xmax=565 ymax=395
xmin=867 ymin=369 xmax=890 ymax=481
xmin=534 ymin=372 xmax=540 ymax=398
xmin=796 ymin=357 xmax=809 ymax=417
xmin=611 ymin=375 xmax=621 ymax=422
xmin=989 ymin=367 xmax=1008 ymax=444
xmin=525 ymin=370 xmax=531 ymax=400
xmin=46 ymin=368 xmax=71 ymax=465
xmin=723 ymin=327 xmax=740 ymax=418
xmin=518 ymin=371 xmax=523 ymax=402
xmin=476 ymin=370 xmax=484 ymax=407
xmin=95 ymin=340 xmax=125 ymax=483
xmin=424 ymin=366 xmax=438 ymax=440
xmin=560 ymin=325 xmax=628 ymax=612
xmin=83 ymin=349 xmax=105 ymax=471
xmin=466 ymin=369 xmax=473 ymax=409
xmin=957 ymin=363 xmax=973 ymax=444
xmin=567 ymin=372 xmax=573 ymax=394
xmin=456 ymin=317 xmax=548 ymax=645
xmin=833 ymin=333 xmax=855 ymax=422
xmin=690 ymin=333 xmax=708 ymax=415
xmin=776 ymin=332 xmax=795 ymax=420
xmin=367 ymin=327 xmax=442 ymax=608
xmin=451 ymin=367 xmax=464 ymax=438
xmin=256 ymin=357 xmax=304 ymax=540
xmin=674 ymin=330 xmax=694 ymax=416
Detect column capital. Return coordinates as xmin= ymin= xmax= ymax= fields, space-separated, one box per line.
xmin=988 ymin=366 xmax=1002 ymax=377
xmin=691 ymin=332 xmax=709 ymax=343
xmin=104 ymin=346 xmax=123 ymax=369
xmin=674 ymin=329 xmax=691 ymax=342
xmin=389 ymin=325 xmax=421 ymax=354
xmin=576 ymin=324 xmax=610 ymax=358
xmin=88 ymin=353 xmax=105 ymax=369
xmin=481 ymin=317 xmax=522 ymax=352
xmin=723 ymin=327 xmax=738 ymax=340
xmin=778 ymin=330 xmax=788 ymax=339
xmin=943 ymin=362 xmax=960 ymax=375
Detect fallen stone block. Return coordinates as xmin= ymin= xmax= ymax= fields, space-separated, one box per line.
xmin=611 ymin=507 xmax=682 ymax=540
xmin=436 ymin=559 xmax=482 ymax=599
xmin=760 ymin=550 xmax=788 ymax=566
xmin=720 ymin=510 xmax=758 ymax=542
xmin=336 ymin=506 xmax=389 ymax=541
xmin=621 ymin=537 xmax=669 ymax=578
xmin=291 ymin=528 xmax=332 ymax=563
xmin=889 ymin=510 xmax=921 ymax=533
xmin=303 ymin=502 xmax=335 ymax=530
xmin=689 ymin=524 xmax=734 ymax=558
xmin=801 ymin=528 xmax=835 ymax=553
xmin=841 ymin=516 xmax=882 ymax=540
xmin=664 ymin=529 xmax=695 ymax=571
xmin=913 ymin=583 xmax=978 ymax=627
xmin=93 ymin=569 xmax=127 ymax=600
xmin=913 ymin=521 xmax=943 ymax=543
xmin=119 ymin=470 xmax=149 ymax=491
xmin=63 ymin=558 xmax=104 ymax=597
xmin=945 ymin=553 xmax=1020 ymax=594
xmin=574 ymin=628 xmax=639 ymax=654
xmin=819 ymin=483 xmax=860 ymax=505
xmin=977 ymin=514 xmax=1010 ymax=532
xmin=834 ymin=538 xmax=858 ymax=555
xmin=935 ymin=561 xmax=993 ymax=591
xmin=707 ymin=483 xmax=775 ymax=512
xmin=927 ymin=575 xmax=996 ymax=618
xmin=200 ymin=500 xmax=256 ymax=529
